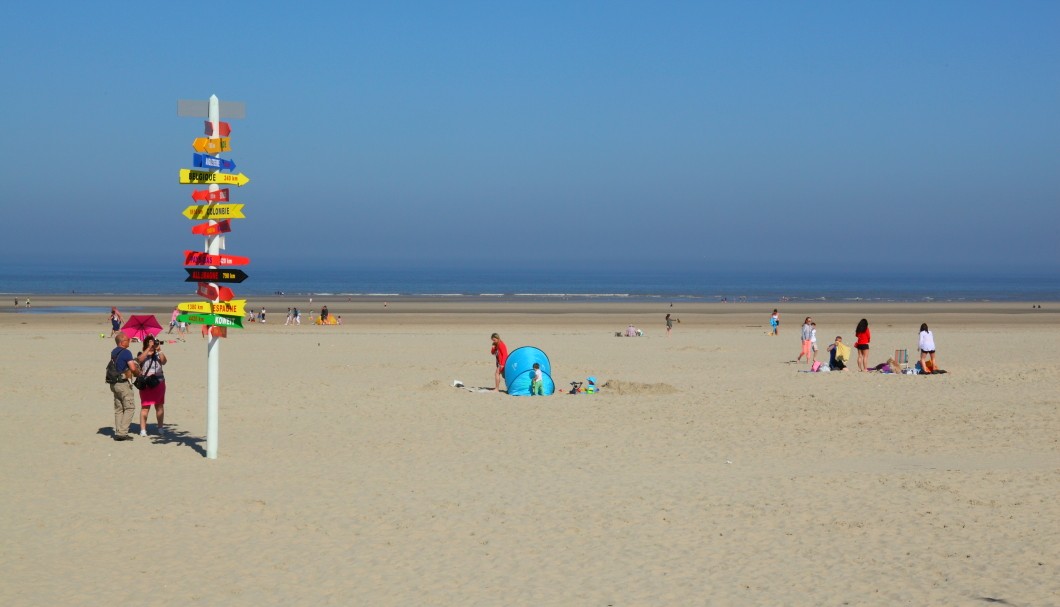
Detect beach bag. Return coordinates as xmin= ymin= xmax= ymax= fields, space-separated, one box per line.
xmin=811 ymin=361 xmax=822 ymax=372
xmin=105 ymin=353 xmax=122 ymax=384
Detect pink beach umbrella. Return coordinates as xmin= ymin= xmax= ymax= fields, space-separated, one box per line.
xmin=121 ymin=314 xmax=163 ymax=341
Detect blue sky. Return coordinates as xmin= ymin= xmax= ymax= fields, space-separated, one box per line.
xmin=1 ymin=1 xmax=1057 ymax=273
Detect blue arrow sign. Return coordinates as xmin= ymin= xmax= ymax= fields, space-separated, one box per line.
xmin=192 ymin=153 xmax=236 ymax=172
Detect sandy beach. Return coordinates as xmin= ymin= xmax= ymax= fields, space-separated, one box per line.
xmin=1 ymin=297 xmax=1057 ymax=605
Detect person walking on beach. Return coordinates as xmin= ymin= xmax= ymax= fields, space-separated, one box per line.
xmin=109 ymin=307 xmax=124 ymax=337
xmin=810 ymin=322 xmax=818 ymax=364
xmin=665 ymin=313 xmax=680 ymax=337
xmin=770 ymin=309 xmax=779 ymax=336
xmin=490 ymin=333 xmax=509 ymax=392
xmin=134 ymin=336 xmax=167 ymax=436
xmin=107 ymin=332 xmax=139 ymax=441
xmin=854 ymin=318 xmax=871 ymax=371
xmin=796 ymin=317 xmax=813 ymax=364
xmin=285 ymin=307 xmax=293 ymax=325
xmin=167 ymin=307 xmax=179 ymax=334
xmin=293 ymin=307 xmax=301 ymax=325
xmin=918 ymin=323 xmax=937 ymax=369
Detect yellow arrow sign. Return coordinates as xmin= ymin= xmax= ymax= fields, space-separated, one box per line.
xmin=177 ymin=301 xmax=212 ymax=314
xmin=179 ymin=169 xmax=250 ymax=187
xmin=182 ymin=204 xmax=246 ymax=220
xmin=211 ymin=299 xmax=246 ymax=316
xmin=192 ymin=137 xmax=231 ymax=153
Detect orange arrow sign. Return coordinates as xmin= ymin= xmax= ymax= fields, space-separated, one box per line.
xmin=192 ymin=137 xmax=231 ymax=154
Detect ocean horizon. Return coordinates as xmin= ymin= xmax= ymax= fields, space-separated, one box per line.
xmin=2 ymin=262 xmax=1057 ymax=303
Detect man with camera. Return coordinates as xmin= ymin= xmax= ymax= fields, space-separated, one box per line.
xmin=107 ymin=332 xmax=140 ymax=441
xmin=134 ymin=336 xmax=168 ymax=436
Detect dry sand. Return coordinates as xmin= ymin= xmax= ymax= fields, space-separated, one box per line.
xmin=1 ymin=297 xmax=1057 ymax=605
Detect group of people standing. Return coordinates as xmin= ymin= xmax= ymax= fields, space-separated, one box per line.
xmin=106 ymin=332 xmax=168 ymax=441
xmin=788 ymin=314 xmax=938 ymax=372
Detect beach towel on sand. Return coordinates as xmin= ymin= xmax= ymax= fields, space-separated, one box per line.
xmin=835 ymin=342 xmax=851 ymax=363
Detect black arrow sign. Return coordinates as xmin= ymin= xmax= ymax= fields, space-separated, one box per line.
xmin=184 ymin=268 xmax=249 ymax=283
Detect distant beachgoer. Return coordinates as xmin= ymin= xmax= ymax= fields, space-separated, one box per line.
xmin=14 ymin=298 xmax=17 ymax=307
xmin=770 ymin=309 xmax=779 ymax=336
xmin=285 ymin=307 xmax=293 ymax=325
xmin=135 ymin=336 xmax=167 ymax=436
xmin=827 ymin=336 xmax=849 ymax=371
xmin=25 ymin=298 xmax=30 ymax=308
xmin=293 ymin=307 xmax=301 ymax=325
xmin=531 ymin=363 xmax=543 ymax=396
xmin=854 ymin=318 xmax=871 ymax=371
xmin=336 ymin=315 xmax=342 ymax=325
xmin=109 ymin=307 xmax=124 ymax=337
xmin=918 ymin=323 xmax=937 ymax=368
xmin=625 ymin=324 xmax=637 ymax=337
xmin=665 ymin=313 xmax=680 ymax=337
xmin=490 ymin=333 xmax=508 ymax=391
xmin=168 ymin=307 xmax=179 ymax=334
xmin=259 ymin=307 xmax=266 ymax=323
xmin=796 ymin=317 xmax=813 ymax=364
xmin=321 ymin=305 xmax=329 ymax=324
xmin=810 ymin=322 xmax=818 ymax=363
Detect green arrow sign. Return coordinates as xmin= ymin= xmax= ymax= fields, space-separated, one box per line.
xmin=177 ymin=313 xmax=244 ymax=329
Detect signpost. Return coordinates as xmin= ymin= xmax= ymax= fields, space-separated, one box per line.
xmin=191 ymin=188 xmax=229 ymax=202
xmin=184 ymin=268 xmax=249 ymax=283
xmin=183 ymin=250 xmax=250 ymax=266
xmin=193 ymin=153 xmax=236 ymax=171
xmin=182 ymin=203 xmax=245 ymax=220
xmin=179 ymin=299 xmax=247 ymax=316
xmin=178 ymin=93 xmax=248 ymax=460
xmin=178 ymin=313 xmax=244 ymax=329
xmin=191 ymin=219 xmax=232 ymax=236
xmin=179 ymin=169 xmax=249 ymax=187
xmin=191 ymin=137 xmax=231 ymax=153
xmin=196 ymin=282 xmax=235 ymax=302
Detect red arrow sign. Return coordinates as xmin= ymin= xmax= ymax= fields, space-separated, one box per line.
xmin=184 ymin=251 xmax=250 ymax=266
xmin=191 ymin=219 xmax=232 ymax=236
xmin=196 ymin=282 xmax=235 ymax=302
xmin=191 ymin=188 xmax=230 ymax=202
xmin=204 ymin=121 xmax=232 ymax=137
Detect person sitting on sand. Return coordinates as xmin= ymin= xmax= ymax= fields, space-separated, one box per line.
xmin=827 ymin=336 xmax=850 ymax=371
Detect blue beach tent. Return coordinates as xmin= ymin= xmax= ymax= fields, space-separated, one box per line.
xmin=503 ymin=346 xmax=555 ymax=396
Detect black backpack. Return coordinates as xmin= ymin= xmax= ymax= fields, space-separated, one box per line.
xmin=105 ymin=351 xmax=123 ymax=384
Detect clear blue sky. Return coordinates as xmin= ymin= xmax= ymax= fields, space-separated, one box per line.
xmin=1 ymin=1 xmax=1057 ymax=273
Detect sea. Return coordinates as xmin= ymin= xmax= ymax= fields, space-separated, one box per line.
xmin=2 ymin=263 xmax=1058 ymax=304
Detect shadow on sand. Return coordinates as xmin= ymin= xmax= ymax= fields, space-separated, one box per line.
xmin=97 ymin=425 xmax=207 ymax=457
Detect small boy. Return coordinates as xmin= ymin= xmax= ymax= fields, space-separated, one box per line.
xmin=531 ymin=363 xmax=543 ymax=396
xmin=810 ymin=322 xmax=818 ymax=362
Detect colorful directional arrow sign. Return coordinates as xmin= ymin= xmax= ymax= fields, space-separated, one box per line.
xmin=196 ymin=282 xmax=235 ymax=302
xmin=193 ymin=153 xmax=236 ymax=172
xmin=204 ymin=121 xmax=232 ymax=137
xmin=191 ymin=188 xmax=230 ymax=202
xmin=183 ymin=251 xmax=250 ymax=266
xmin=182 ymin=204 xmax=245 ymax=220
xmin=179 ymin=169 xmax=249 ymax=187
xmin=212 ymin=300 xmax=246 ymax=316
xmin=191 ymin=219 xmax=233 ymax=236
xmin=179 ymin=299 xmax=247 ymax=316
xmin=177 ymin=301 xmax=212 ymax=314
xmin=191 ymin=137 xmax=231 ymax=154
xmin=185 ymin=268 xmax=249 ymax=283
xmin=178 ymin=313 xmax=244 ymax=329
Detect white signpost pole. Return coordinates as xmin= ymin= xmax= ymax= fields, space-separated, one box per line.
xmin=205 ymin=94 xmax=221 ymax=460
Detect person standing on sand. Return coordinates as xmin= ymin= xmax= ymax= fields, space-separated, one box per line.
xmin=168 ymin=307 xmax=179 ymax=334
xmin=918 ymin=323 xmax=937 ymax=368
xmin=107 ymin=332 xmax=140 ymax=441
xmin=770 ymin=309 xmax=779 ymax=336
xmin=665 ymin=313 xmax=680 ymax=337
xmin=109 ymin=307 xmax=124 ymax=337
xmin=134 ymin=336 xmax=167 ymax=436
xmin=490 ymin=333 xmax=509 ymax=392
xmin=796 ymin=317 xmax=813 ymax=364
xmin=854 ymin=318 xmax=871 ymax=371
